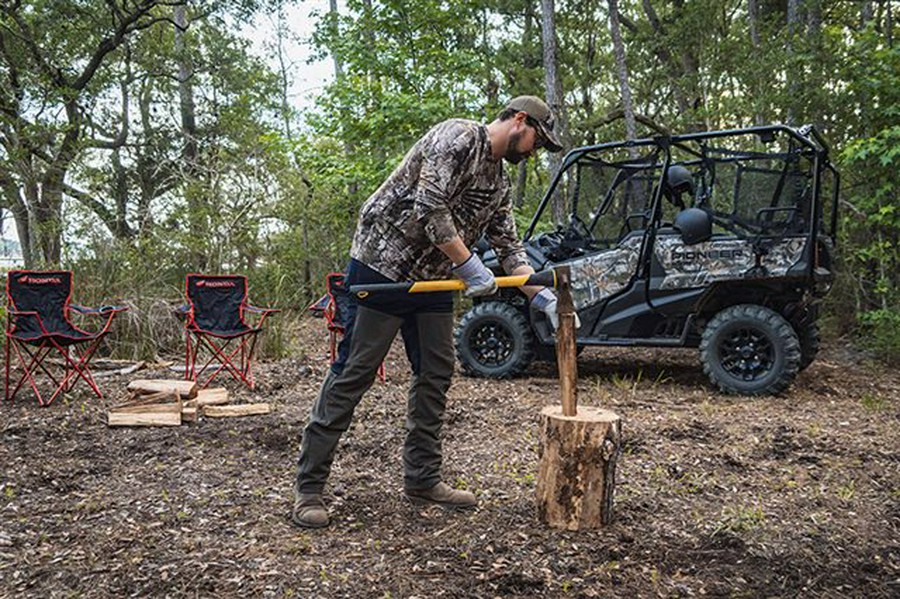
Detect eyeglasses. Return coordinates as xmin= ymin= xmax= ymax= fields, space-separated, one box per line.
xmin=524 ymin=115 xmax=548 ymax=149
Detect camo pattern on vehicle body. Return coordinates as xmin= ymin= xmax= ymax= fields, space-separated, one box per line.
xmin=568 ymin=235 xmax=643 ymax=309
xmin=654 ymin=236 xmax=807 ymax=289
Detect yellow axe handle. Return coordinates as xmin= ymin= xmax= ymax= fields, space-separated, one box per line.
xmin=348 ymin=269 xmax=557 ymax=299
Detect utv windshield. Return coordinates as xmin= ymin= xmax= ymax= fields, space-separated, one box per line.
xmin=572 ymin=146 xmax=663 ymax=247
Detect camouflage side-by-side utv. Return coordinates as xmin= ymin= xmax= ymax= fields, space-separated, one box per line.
xmin=454 ymin=125 xmax=839 ymax=395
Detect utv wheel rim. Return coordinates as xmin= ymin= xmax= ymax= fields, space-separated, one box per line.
xmin=469 ymin=321 xmax=515 ymax=367
xmin=719 ymin=327 xmax=774 ymax=381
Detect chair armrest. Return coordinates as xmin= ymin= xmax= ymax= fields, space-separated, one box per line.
xmin=71 ymin=304 xmax=129 ymax=315
xmin=8 ymin=310 xmax=49 ymax=335
xmin=246 ymin=305 xmax=280 ymax=314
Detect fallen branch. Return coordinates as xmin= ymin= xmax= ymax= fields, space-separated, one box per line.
xmin=92 ymin=360 xmax=147 ymax=379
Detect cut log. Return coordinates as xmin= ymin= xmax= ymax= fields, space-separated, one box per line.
xmin=127 ymin=379 xmax=198 ymax=399
xmin=536 ymin=405 xmax=621 ymax=530
xmin=108 ymin=411 xmax=182 ymax=427
xmin=202 ymin=403 xmax=270 ymax=418
xmin=110 ymin=401 xmax=182 ymax=414
xmin=183 ymin=387 xmax=229 ymax=408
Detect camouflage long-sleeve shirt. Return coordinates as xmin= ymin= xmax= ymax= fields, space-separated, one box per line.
xmin=350 ymin=119 xmax=529 ymax=281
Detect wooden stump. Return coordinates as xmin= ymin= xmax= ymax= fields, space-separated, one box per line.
xmin=536 ymin=405 xmax=621 ymax=530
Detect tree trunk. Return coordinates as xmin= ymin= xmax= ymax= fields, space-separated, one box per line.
xmin=175 ymin=5 xmax=197 ymax=168
xmin=748 ymin=0 xmax=761 ymax=48
xmin=511 ymin=2 xmax=538 ymax=210
xmin=37 ymin=169 xmax=64 ymax=265
xmin=748 ymin=0 xmax=764 ymax=125
xmin=329 ymin=0 xmax=344 ymax=78
xmin=785 ymin=0 xmax=800 ymax=124
xmin=137 ymin=80 xmax=155 ymax=236
xmin=641 ymin=0 xmax=691 ymax=116
xmin=861 ymin=2 xmax=874 ymax=26
xmin=608 ymin=0 xmax=637 ymax=144
xmin=175 ymin=3 xmax=206 ymax=270
xmin=37 ymin=101 xmax=81 ymax=265
xmin=541 ymin=0 xmax=566 ymax=224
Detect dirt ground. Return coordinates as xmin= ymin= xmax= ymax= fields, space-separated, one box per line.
xmin=1 ymin=317 xmax=899 ymax=598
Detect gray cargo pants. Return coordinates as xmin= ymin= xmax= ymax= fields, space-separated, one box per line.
xmin=295 ymin=303 xmax=455 ymax=494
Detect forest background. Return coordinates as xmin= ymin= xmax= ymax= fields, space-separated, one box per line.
xmin=0 ymin=0 xmax=897 ymax=362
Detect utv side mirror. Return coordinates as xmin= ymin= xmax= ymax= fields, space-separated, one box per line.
xmin=674 ymin=208 xmax=713 ymax=245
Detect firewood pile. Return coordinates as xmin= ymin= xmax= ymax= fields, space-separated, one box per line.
xmin=107 ymin=379 xmax=270 ymax=427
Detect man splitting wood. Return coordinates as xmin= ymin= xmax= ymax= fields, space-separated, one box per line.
xmin=293 ymin=96 xmax=565 ymax=528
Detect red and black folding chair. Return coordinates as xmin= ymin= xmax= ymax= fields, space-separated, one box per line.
xmin=179 ymin=274 xmax=279 ymax=390
xmin=307 ymin=272 xmax=384 ymax=381
xmin=4 ymin=270 xmax=127 ymax=406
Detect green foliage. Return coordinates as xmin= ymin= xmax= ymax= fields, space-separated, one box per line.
xmin=859 ymin=309 xmax=900 ymax=365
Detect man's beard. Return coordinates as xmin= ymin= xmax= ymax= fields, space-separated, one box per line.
xmin=504 ymin=131 xmax=529 ymax=164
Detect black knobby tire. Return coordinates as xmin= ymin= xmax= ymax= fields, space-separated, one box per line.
xmin=454 ymin=301 xmax=534 ymax=378
xmin=699 ymin=304 xmax=801 ymax=395
xmin=796 ymin=321 xmax=820 ymax=372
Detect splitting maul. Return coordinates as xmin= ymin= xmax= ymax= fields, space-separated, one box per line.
xmin=348 ymin=269 xmax=557 ymax=299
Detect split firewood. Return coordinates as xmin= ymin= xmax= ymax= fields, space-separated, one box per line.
xmin=202 ymin=403 xmax=270 ymax=418
xmin=108 ymin=398 xmax=183 ymax=426
xmin=181 ymin=406 xmax=198 ymax=423
xmin=112 ymin=388 xmax=180 ymax=410
xmin=108 ymin=411 xmax=182 ymax=427
xmin=127 ymin=379 xmax=198 ymax=399
xmin=183 ymin=387 xmax=229 ymax=408
xmin=110 ymin=400 xmax=183 ymax=414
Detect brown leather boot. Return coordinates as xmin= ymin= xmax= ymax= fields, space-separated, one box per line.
xmin=292 ymin=493 xmax=329 ymax=528
xmin=405 ymin=482 xmax=477 ymax=509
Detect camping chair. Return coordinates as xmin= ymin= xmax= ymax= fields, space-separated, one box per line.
xmin=179 ymin=274 xmax=279 ymax=390
xmin=4 ymin=270 xmax=127 ymax=406
xmin=307 ymin=272 xmax=385 ymax=381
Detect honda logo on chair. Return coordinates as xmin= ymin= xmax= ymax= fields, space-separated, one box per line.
xmin=196 ymin=280 xmax=237 ymax=288
xmin=18 ymin=274 xmax=62 ymax=285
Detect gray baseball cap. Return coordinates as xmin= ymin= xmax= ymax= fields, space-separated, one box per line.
xmin=506 ymin=95 xmax=563 ymax=152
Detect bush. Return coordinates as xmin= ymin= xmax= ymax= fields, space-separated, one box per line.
xmin=859 ymin=308 xmax=900 ymax=364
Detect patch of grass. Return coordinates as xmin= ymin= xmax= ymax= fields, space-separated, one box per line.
xmin=860 ymin=393 xmax=887 ymax=411
xmin=603 ymin=367 xmax=673 ymax=398
xmin=610 ymin=370 xmax=642 ymax=395
xmin=836 ymin=482 xmax=856 ymax=501
xmin=712 ymin=504 xmax=766 ymax=536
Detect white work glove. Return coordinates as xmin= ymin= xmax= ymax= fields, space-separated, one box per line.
xmin=531 ymin=287 xmax=581 ymax=331
xmin=452 ymin=254 xmax=498 ymax=297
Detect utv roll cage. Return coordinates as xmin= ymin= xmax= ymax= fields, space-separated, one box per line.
xmin=523 ymin=125 xmax=840 ymax=255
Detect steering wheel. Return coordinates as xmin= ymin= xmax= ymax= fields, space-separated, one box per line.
xmin=567 ymin=214 xmax=594 ymax=241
